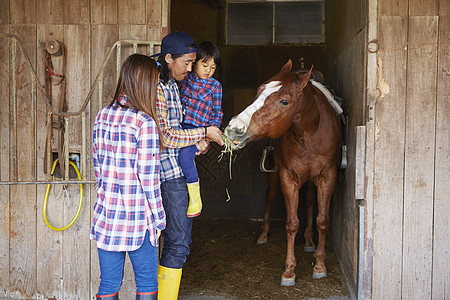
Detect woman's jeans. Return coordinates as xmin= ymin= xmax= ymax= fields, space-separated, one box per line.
xmin=159 ymin=177 xmax=193 ymax=269
xmin=97 ymin=230 xmax=158 ymax=295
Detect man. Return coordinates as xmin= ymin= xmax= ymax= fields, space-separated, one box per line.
xmin=151 ymin=31 xmax=224 ymax=299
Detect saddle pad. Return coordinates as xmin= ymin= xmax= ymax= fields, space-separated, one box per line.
xmin=310 ymin=79 xmax=344 ymax=116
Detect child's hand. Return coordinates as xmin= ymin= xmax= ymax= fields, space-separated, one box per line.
xmin=195 ymin=140 xmax=210 ymax=155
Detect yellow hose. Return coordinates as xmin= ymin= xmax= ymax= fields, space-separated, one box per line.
xmin=43 ymin=158 xmax=83 ymax=231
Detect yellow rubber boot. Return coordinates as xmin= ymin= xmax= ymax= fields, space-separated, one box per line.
xmin=157 ymin=265 xmax=182 ymax=300
xmin=186 ymin=181 xmax=202 ymax=217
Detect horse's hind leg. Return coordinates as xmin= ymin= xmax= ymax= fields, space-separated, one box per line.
xmin=304 ymin=182 xmax=316 ymax=252
xmin=257 ymin=171 xmax=279 ymax=244
xmin=312 ymin=168 xmax=337 ymax=279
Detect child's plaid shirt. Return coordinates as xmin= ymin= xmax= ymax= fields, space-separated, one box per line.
xmin=156 ymin=78 xmax=206 ymax=182
xmin=90 ymin=96 xmax=165 ymax=251
xmin=179 ymin=72 xmax=223 ymax=128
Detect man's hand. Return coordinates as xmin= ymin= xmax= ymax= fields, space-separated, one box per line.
xmin=206 ymin=126 xmax=224 ymax=146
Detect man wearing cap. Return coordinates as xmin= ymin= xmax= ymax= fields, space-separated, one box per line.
xmin=151 ymin=31 xmax=224 ymax=299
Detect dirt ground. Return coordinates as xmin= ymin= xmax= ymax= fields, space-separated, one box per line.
xmin=179 ymin=217 xmax=351 ymax=300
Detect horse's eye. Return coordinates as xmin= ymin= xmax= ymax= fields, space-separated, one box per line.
xmin=280 ymin=99 xmax=289 ymax=106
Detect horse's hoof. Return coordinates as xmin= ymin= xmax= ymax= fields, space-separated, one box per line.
xmin=312 ymin=271 xmax=327 ymax=279
xmin=280 ymin=276 xmax=296 ymax=286
xmin=256 ymin=239 xmax=267 ymax=244
xmin=304 ymin=246 xmax=316 ymax=253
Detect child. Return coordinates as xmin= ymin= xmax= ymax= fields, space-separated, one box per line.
xmin=179 ymin=41 xmax=223 ymax=217
xmin=91 ymin=54 xmax=165 ymax=300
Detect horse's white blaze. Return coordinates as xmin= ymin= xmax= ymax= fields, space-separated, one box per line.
xmin=228 ymin=81 xmax=282 ymax=134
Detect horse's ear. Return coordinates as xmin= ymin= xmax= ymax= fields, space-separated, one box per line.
xmin=280 ymin=59 xmax=293 ymax=73
xmin=298 ymin=65 xmax=313 ymax=89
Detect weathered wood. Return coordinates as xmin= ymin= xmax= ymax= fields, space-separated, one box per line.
xmin=11 ymin=0 xmax=36 ymax=24
xmin=36 ymin=0 xmax=64 ymax=24
xmin=35 ymin=24 xmax=66 ymax=300
xmin=409 ymin=0 xmax=438 ymax=16
xmin=62 ymin=24 xmax=90 ymax=299
xmin=63 ymin=0 xmax=89 ymax=25
xmin=147 ymin=0 xmax=162 ymax=26
xmin=0 ymin=0 xmax=10 ymax=24
xmin=147 ymin=26 xmax=162 ymax=45
xmin=432 ymin=14 xmax=450 ymax=300
xmin=9 ymin=24 xmax=38 ymax=299
xmin=91 ymin=25 xmax=118 ymax=112
xmin=402 ymin=16 xmax=438 ymax=300
xmin=91 ymin=0 xmax=118 ymax=25
xmin=118 ymin=0 xmax=146 ymax=25
xmin=0 ymin=25 xmax=10 ymax=297
xmin=118 ymin=24 xmax=148 ymax=60
xmin=379 ymin=0 xmax=408 ymax=17
xmin=371 ymin=15 xmax=407 ymax=300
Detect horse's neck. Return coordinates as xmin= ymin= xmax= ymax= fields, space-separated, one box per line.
xmin=291 ymin=84 xmax=321 ymax=135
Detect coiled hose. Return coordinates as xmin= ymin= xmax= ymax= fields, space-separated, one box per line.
xmin=43 ymin=158 xmax=83 ymax=231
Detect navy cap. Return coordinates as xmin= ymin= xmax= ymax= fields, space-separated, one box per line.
xmin=151 ymin=31 xmax=197 ymax=57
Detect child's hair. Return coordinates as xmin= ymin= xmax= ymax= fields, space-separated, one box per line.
xmin=195 ymin=41 xmax=220 ymax=66
xmin=112 ymin=54 xmax=163 ymax=146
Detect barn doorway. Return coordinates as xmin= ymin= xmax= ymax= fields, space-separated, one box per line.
xmin=170 ymin=0 xmax=365 ymax=299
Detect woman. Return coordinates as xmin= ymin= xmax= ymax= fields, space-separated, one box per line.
xmin=90 ymin=54 xmax=165 ymax=300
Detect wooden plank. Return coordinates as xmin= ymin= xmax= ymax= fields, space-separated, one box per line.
xmin=36 ymin=0 xmax=64 ymax=24
xmin=91 ymin=0 xmax=118 ymax=25
xmin=0 ymin=25 xmax=10 ymax=298
xmin=371 ymin=16 xmax=407 ymax=300
xmin=11 ymin=0 xmax=36 ymax=24
xmin=9 ymin=24 xmax=38 ymax=299
xmin=379 ymin=0 xmax=408 ymax=17
xmin=35 ymin=24 xmax=66 ymax=300
xmin=409 ymin=0 xmax=438 ymax=16
xmin=91 ymin=25 xmax=118 ymax=114
xmin=63 ymin=0 xmax=89 ymax=25
xmin=62 ymin=24 xmax=90 ymax=300
xmin=147 ymin=0 xmax=162 ymax=26
xmin=402 ymin=16 xmax=438 ymax=300
xmin=118 ymin=24 xmax=148 ymax=61
xmin=147 ymin=26 xmax=162 ymax=45
xmin=440 ymin=0 xmax=449 ymax=16
xmin=432 ymin=14 xmax=449 ymax=300
xmin=0 ymin=0 xmax=10 ymax=24
xmin=118 ymin=0 xmax=146 ymax=25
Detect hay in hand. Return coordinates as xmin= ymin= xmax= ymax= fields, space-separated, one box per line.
xmin=218 ymin=134 xmax=239 ymax=179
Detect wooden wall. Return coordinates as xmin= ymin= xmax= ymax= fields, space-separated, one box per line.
xmin=0 ymin=0 xmax=168 ymax=299
xmin=365 ymin=0 xmax=449 ymax=299
xmin=325 ymin=0 xmax=367 ymax=293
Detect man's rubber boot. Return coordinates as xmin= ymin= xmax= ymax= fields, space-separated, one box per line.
xmin=96 ymin=292 xmax=119 ymax=299
xmin=157 ymin=265 xmax=182 ymax=300
xmin=136 ymin=292 xmax=157 ymax=299
xmin=186 ymin=181 xmax=202 ymax=217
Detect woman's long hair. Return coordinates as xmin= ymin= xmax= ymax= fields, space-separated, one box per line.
xmin=112 ymin=54 xmax=163 ymax=147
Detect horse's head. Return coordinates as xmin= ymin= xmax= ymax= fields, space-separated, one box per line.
xmin=224 ymin=59 xmax=312 ymax=149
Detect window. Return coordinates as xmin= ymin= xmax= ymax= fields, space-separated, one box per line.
xmin=227 ymin=1 xmax=324 ymax=45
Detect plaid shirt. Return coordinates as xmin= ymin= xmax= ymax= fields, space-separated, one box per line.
xmin=180 ymin=72 xmax=223 ymax=128
xmin=156 ymin=78 xmax=205 ymax=182
xmin=90 ymin=96 xmax=165 ymax=251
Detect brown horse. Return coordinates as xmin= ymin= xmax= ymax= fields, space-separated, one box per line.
xmin=224 ymin=59 xmax=342 ymax=286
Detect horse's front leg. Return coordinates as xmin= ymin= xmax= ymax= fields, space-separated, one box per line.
xmin=257 ymin=171 xmax=279 ymax=244
xmin=304 ymin=181 xmax=316 ymax=252
xmin=279 ymin=173 xmax=300 ymax=286
xmin=312 ymin=167 xmax=337 ymax=279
